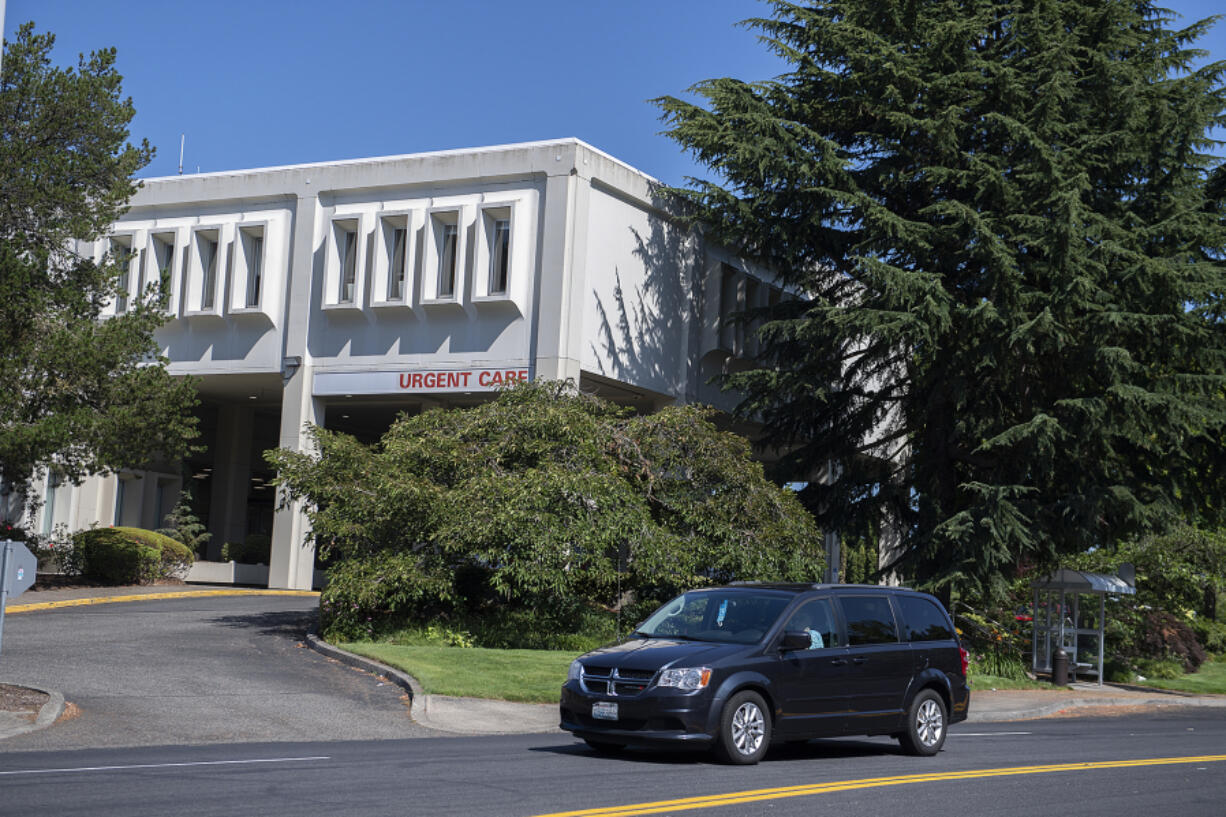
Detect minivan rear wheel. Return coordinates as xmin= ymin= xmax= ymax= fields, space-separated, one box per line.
xmin=715 ymin=690 xmax=771 ymax=765
xmin=898 ymin=689 xmax=946 ymax=756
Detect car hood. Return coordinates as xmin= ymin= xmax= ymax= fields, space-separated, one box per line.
xmin=578 ymin=637 xmax=747 ymax=672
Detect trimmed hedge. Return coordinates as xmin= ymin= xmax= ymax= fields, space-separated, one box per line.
xmin=67 ymin=527 xmax=193 ymax=585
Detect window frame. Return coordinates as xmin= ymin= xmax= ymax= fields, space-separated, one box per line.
xmin=421 ymin=207 xmax=465 ymax=305
xmin=230 ymin=221 xmax=270 ymax=314
xmin=370 ymin=210 xmax=419 ymax=309
xmin=185 ymin=225 xmax=226 ymax=317
xmin=322 ymin=215 xmax=367 ymax=310
xmin=146 ymin=230 xmax=182 ymax=316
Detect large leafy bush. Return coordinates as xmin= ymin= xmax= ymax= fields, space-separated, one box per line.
xmin=269 ymin=381 xmax=824 ymax=641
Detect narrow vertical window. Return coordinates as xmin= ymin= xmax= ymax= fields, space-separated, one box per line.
xmin=112 ymin=239 xmax=132 ymax=314
xmin=388 ymin=227 xmax=406 ymax=301
xmin=42 ymin=471 xmax=62 ymax=536
xmin=200 ymin=236 xmax=218 ymax=311
xmin=113 ymin=477 xmax=126 ymax=527
xmin=153 ymin=234 xmax=176 ymax=299
xmin=245 ymin=234 xmax=264 ymax=308
xmin=438 ymin=223 xmax=457 ymax=298
xmin=340 ymin=229 xmax=357 ymax=303
xmin=490 ymin=218 xmax=510 ymax=295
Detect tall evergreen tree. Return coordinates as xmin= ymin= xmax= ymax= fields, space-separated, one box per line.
xmin=0 ymin=24 xmax=197 ymax=504
xmin=657 ymin=1 xmax=1226 ymax=599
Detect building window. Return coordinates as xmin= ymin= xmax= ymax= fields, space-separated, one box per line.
xmin=197 ymin=232 xmax=219 ymax=311
xmin=151 ymin=233 xmax=176 ymax=302
xmin=339 ymin=227 xmax=358 ymax=303
xmin=388 ymin=226 xmax=407 ymax=301
xmin=438 ymin=223 xmax=458 ymax=298
xmin=489 ymin=218 xmax=510 ymax=295
xmin=113 ymin=476 xmax=126 ymax=527
xmin=110 ymin=236 xmax=135 ymax=314
xmin=238 ymin=226 xmax=265 ymax=308
xmin=41 ymin=471 xmax=63 ymax=537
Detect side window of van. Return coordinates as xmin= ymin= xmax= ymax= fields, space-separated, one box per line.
xmin=896 ymin=596 xmax=956 ymax=642
xmin=838 ymin=595 xmax=899 ymax=645
xmin=782 ymin=598 xmax=840 ymax=648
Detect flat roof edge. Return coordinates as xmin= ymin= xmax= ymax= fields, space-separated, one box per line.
xmin=138 ymin=138 xmax=658 ymax=186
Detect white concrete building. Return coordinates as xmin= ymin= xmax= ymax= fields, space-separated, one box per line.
xmin=24 ymin=139 xmax=783 ymax=589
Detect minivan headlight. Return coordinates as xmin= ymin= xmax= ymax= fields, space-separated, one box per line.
xmin=568 ymin=659 xmax=583 ymax=682
xmin=657 ymin=667 xmax=712 ymax=690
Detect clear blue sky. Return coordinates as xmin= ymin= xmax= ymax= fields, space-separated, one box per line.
xmin=6 ymin=0 xmax=1225 ymax=185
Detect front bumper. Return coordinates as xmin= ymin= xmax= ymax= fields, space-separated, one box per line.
xmin=559 ymin=681 xmax=719 ymax=747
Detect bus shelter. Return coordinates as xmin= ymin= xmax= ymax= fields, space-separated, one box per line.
xmin=1032 ymin=567 xmax=1135 ymax=685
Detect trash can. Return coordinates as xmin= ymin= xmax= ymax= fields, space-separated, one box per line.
xmin=1051 ymin=647 xmax=1069 ymax=685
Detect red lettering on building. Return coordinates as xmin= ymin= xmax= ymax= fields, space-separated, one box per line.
xmin=400 ymin=368 xmax=529 ymax=391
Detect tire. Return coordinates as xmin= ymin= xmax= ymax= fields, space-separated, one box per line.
xmin=584 ymin=739 xmax=626 ymax=754
xmin=715 ymin=690 xmax=771 ymax=765
xmin=898 ymin=689 xmax=947 ymax=756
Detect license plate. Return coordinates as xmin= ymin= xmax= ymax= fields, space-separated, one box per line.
xmin=592 ymin=701 xmax=618 ymax=721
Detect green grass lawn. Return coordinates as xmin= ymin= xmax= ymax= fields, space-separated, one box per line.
xmin=1134 ymin=658 xmax=1226 ymax=695
xmin=339 ymin=642 xmax=580 ymax=703
xmin=968 ymin=673 xmax=1052 ymax=690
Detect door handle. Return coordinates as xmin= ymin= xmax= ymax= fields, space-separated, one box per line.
xmin=830 ymin=658 xmax=847 ymax=666
xmin=852 ymin=657 xmax=867 ymax=665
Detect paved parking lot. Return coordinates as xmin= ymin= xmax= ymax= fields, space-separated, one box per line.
xmin=0 ymin=595 xmax=438 ymax=751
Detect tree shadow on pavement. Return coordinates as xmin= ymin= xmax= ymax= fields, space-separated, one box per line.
xmin=207 ymin=609 xmax=320 ymax=638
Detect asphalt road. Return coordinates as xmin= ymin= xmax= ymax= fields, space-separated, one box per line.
xmin=1 ymin=711 xmax=1224 ymax=816
xmin=0 ymin=596 xmax=436 ymax=750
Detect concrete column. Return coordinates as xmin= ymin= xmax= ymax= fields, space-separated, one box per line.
xmin=268 ymin=192 xmax=320 ymax=590
xmin=532 ymin=146 xmax=589 ymax=383
xmin=206 ymin=405 xmax=254 ymax=558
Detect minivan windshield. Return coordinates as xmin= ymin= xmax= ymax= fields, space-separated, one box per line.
xmin=635 ymin=590 xmax=792 ymax=645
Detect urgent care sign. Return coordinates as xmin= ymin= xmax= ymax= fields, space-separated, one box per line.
xmin=313 ymin=366 xmax=532 ymax=396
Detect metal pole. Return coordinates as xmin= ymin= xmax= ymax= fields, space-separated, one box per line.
xmin=0 ymin=539 xmax=12 ymax=657
xmin=1098 ymin=593 xmax=1106 ymax=687
xmin=823 ymin=529 xmax=840 ymax=584
xmin=1031 ymin=588 xmax=1039 ymax=673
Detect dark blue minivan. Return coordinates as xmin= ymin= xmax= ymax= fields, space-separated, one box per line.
xmin=560 ymin=583 xmax=970 ymax=764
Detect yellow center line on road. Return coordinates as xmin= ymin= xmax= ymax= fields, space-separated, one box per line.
xmin=531 ymin=754 xmax=1226 ymax=817
xmin=6 ymin=589 xmax=320 ymax=613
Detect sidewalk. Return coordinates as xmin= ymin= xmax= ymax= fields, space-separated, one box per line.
xmin=4 ymin=583 xmax=1226 ymax=741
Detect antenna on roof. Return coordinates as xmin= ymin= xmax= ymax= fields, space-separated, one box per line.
xmin=178 ymin=134 xmax=185 ymax=175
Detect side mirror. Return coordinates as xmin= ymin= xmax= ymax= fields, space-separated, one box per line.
xmin=780 ymin=630 xmax=810 ymax=652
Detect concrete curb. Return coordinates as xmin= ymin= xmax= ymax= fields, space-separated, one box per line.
xmin=304 ymin=633 xmax=426 ymax=712
xmin=0 ymin=683 xmax=66 ymax=740
xmin=968 ymin=693 xmax=1226 ymax=723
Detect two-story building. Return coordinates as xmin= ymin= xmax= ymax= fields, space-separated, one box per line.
xmin=26 ymin=138 xmax=783 ymax=590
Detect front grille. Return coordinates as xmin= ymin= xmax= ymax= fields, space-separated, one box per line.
xmin=579 ymin=665 xmax=656 ymax=697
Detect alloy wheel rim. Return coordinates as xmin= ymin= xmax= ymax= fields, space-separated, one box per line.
xmin=731 ymin=701 xmax=765 ymax=755
xmin=916 ymin=699 xmax=944 ymax=747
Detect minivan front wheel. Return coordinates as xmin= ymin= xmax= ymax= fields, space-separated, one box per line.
xmin=715 ymin=690 xmax=771 ymax=765
xmin=899 ymin=689 xmax=947 ymax=756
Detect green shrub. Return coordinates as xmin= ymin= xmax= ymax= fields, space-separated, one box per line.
xmin=320 ymin=550 xmax=456 ymax=641
xmin=275 ymin=381 xmax=825 ymax=643
xmin=221 ymin=534 xmax=271 ymax=564
xmin=1134 ymin=657 xmax=1185 ymax=680
xmin=1192 ymin=618 xmax=1226 ymax=657
xmin=66 ymin=527 xmax=193 ymax=585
